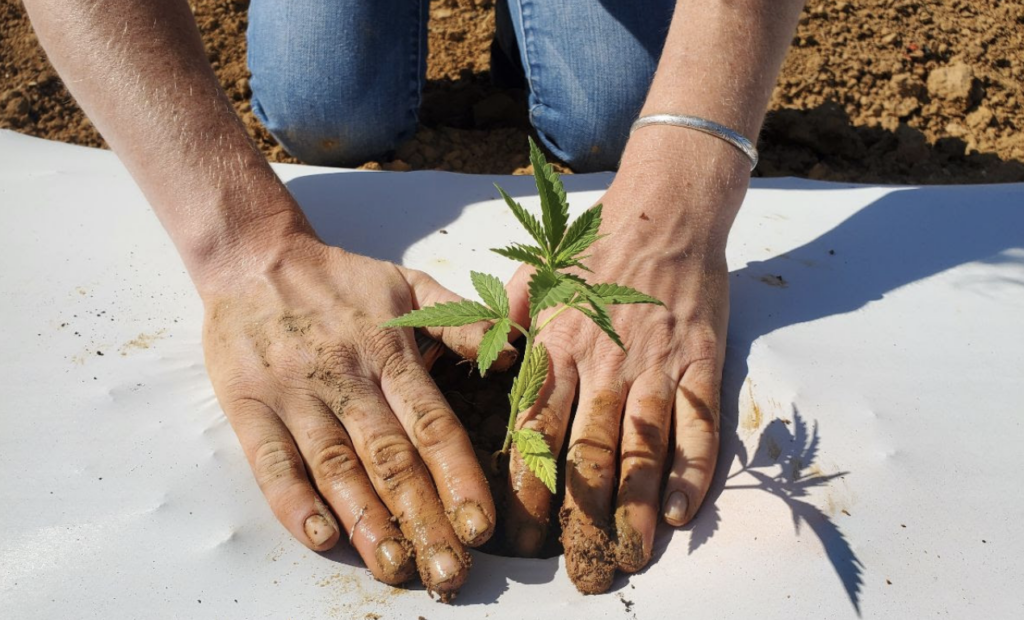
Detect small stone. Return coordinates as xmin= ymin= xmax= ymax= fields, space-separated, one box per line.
xmin=383 ymin=159 xmax=412 ymax=172
xmin=5 ymin=97 xmax=29 ymax=116
xmin=890 ymin=73 xmax=925 ymax=99
xmin=926 ymin=62 xmax=974 ymax=102
xmin=966 ymin=106 xmax=993 ymax=130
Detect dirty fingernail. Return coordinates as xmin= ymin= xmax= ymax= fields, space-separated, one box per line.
xmin=454 ymin=502 xmax=493 ymax=546
xmin=514 ymin=524 xmax=544 ymax=556
xmin=663 ymin=491 xmax=689 ymax=526
xmin=304 ymin=514 xmax=336 ymax=547
xmin=428 ymin=548 xmax=461 ymax=585
xmin=375 ymin=538 xmax=414 ymax=583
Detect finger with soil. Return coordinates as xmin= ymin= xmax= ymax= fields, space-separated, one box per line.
xmin=379 ymin=349 xmax=497 ymax=547
xmin=402 ymin=266 xmax=518 ymax=371
xmin=559 ymin=386 xmax=625 ymax=594
xmin=319 ymin=381 xmax=472 ymax=601
xmin=505 ymin=353 xmax=578 ymax=556
xmin=279 ymin=396 xmax=416 ymax=585
xmin=612 ymin=371 xmax=674 ymax=573
xmin=223 ymin=397 xmax=341 ymax=552
xmin=663 ymin=359 xmax=721 ymax=527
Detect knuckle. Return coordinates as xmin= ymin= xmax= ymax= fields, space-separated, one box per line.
xmin=252 ymin=439 xmax=302 ymax=486
xmin=365 ymin=434 xmax=421 ymax=490
xmin=365 ymin=326 xmax=405 ymax=363
xmin=680 ymin=413 xmax=720 ymax=436
xmin=313 ymin=442 xmax=363 ymax=486
xmin=411 ymin=406 xmax=462 ymax=453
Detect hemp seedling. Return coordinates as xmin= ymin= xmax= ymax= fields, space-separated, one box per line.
xmin=384 ymin=138 xmax=662 ymax=493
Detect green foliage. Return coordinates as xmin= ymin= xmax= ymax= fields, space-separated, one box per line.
xmin=382 ymin=300 xmax=497 ymax=328
xmin=509 ymin=343 xmax=549 ymax=414
xmin=527 ymin=269 xmax=577 ymax=315
xmin=385 ymin=139 xmax=664 ymax=496
xmin=491 ymin=244 xmax=546 ymax=269
xmin=588 ymin=282 xmax=665 ymax=306
xmin=477 ymin=318 xmax=511 ymax=376
xmin=471 ymin=271 xmax=510 ymax=318
xmin=529 ymin=137 xmax=570 ymax=252
xmin=512 ymin=428 xmax=557 ymax=493
xmin=495 ymin=184 xmax=548 ymax=254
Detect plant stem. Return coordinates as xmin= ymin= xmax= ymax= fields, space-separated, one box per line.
xmin=535 ymin=302 xmax=574 ymax=333
xmin=499 ymin=301 xmax=568 ymax=454
xmin=501 ymin=330 xmax=533 ymax=454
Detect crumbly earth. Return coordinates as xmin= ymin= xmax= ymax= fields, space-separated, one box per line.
xmin=2 ymin=0 xmax=1023 ymax=182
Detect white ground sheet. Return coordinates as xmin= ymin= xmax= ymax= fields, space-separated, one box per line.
xmin=2 ymin=130 xmax=1023 ymax=618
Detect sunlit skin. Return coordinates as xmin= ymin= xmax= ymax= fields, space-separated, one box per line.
xmin=22 ymin=0 xmax=805 ymax=598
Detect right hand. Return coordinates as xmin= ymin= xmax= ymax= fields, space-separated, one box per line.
xmin=200 ymin=234 xmax=513 ymax=600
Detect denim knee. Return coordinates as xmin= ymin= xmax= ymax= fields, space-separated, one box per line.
xmin=250 ymin=86 xmax=418 ymax=167
xmin=247 ymin=0 xmax=427 ymax=167
xmin=500 ymin=0 xmax=674 ymax=172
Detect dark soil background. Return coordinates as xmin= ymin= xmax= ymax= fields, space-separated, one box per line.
xmin=2 ymin=0 xmax=1024 ymax=182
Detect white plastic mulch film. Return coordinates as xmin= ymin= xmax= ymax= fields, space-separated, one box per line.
xmin=2 ymin=130 xmax=1023 ymax=619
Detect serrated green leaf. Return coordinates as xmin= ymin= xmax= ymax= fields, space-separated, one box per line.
xmin=554 ymin=204 xmax=603 ymax=264
xmin=510 ymin=343 xmax=549 ymax=413
xmin=513 ymin=428 xmax=557 ymax=493
xmin=477 ymin=318 xmax=511 ymax=376
xmin=528 ymin=269 xmax=576 ymax=315
xmin=589 ymin=282 xmax=665 ymax=306
xmin=470 ymin=271 xmax=510 ymax=318
xmin=491 ymin=244 xmax=547 ymax=269
xmin=495 ymin=183 xmax=548 ymax=252
xmin=528 ymin=137 xmax=569 ymax=252
xmin=574 ymin=295 xmax=625 ymax=350
xmin=383 ymin=300 xmax=498 ymax=328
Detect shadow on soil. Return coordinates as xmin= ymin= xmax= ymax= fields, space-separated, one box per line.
xmin=286 ymin=172 xmax=1024 ymax=610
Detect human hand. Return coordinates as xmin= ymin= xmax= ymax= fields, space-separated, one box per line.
xmin=201 ymin=234 xmax=513 ymax=600
xmin=503 ymin=144 xmax=744 ymax=593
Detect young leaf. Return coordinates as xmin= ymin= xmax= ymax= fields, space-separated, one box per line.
xmin=528 ymin=269 xmax=576 ymax=315
xmin=588 ymin=282 xmax=665 ymax=306
xmin=492 ymin=244 xmax=546 ymax=269
xmin=513 ymin=428 xmax=557 ymax=493
xmin=574 ymin=295 xmax=625 ymax=350
xmin=510 ymin=343 xmax=549 ymax=413
xmin=477 ymin=318 xmax=511 ymax=376
xmin=554 ymin=204 xmax=602 ymax=264
xmin=470 ymin=271 xmax=510 ymax=317
xmin=383 ymin=300 xmax=498 ymax=328
xmin=495 ymin=183 xmax=548 ymax=252
xmin=528 ymin=137 xmax=569 ymax=251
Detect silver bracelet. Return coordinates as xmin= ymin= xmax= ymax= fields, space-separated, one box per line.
xmin=630 ymin=114 xmax=759 ymax=171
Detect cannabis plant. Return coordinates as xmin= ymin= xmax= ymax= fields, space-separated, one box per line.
xmin=384 ymin=139 xmax=662 ymax=492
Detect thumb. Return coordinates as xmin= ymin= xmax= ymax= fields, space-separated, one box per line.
xmin=505 ymin=265 xmax=534 ymax=343
xmin=401 ymin=267 xmax=518 ymax=372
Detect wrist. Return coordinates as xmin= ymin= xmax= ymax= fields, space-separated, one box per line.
xmin=182 ymin=197 xmax=324 ymax=299
xmin=606 ymin=125 xmax=752 ymax=247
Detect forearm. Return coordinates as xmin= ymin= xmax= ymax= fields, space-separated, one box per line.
xmin=22 ymin=0 xmax=309 ymax=291
xmin=614 ymin=0 xmax=805 ymax=241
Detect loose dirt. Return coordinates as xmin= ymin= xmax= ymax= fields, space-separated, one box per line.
xmin=2 ymin=0 xmax=1023 ymax=182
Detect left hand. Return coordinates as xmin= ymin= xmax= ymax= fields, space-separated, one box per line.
xmin=503 ymin=134 xmax=746 ymax=593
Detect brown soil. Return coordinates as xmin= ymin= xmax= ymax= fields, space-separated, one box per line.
xmin=3 ymin=0 xmax=1023 ymax=182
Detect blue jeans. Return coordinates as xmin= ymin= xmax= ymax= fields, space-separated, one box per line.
xmin=248 ymin=1 xmax=674 ymax=171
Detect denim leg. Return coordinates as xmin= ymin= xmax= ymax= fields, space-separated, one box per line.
xmin=248 ymin=0 xmax=428 ymax=166
xmin=499 ymin=0 xmax=675 ymax=172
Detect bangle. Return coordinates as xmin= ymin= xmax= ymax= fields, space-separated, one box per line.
xmin=630 ymin=114 xmax=759 ymax=171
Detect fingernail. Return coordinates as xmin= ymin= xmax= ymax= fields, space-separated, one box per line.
xmin=515 ymin=524 xmax=544 ymax=556
xmin=663 ymin=491 xmax=689 ymax=526
xmin=304 ymin=514 xmax=336 ymax=547
xmin=454 ymin=502 xmax=492 ymax=546
xmin=375 ymin=538 xmax=414 ymax=582
xmin=427 ymin=548 xmax=461 ymax=585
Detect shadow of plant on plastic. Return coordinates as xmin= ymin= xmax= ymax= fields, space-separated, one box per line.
xmin=681 ymin=406 xmax=863 ymax=615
